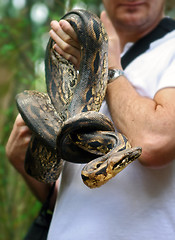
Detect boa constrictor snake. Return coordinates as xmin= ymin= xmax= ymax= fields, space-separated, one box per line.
xmin=16 ymin=9 xmax=142 ymax=189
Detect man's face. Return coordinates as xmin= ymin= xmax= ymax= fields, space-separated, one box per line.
xmin=102 ymin=0 xmax=165 ymax=31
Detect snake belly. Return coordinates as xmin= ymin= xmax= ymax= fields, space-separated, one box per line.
xmin=16 ymin=9 xmax=142 ymax=188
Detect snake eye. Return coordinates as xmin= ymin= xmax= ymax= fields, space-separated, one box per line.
xmin=112 ymin=156 xmax=126 ymax=170
xmin=95 ymin=165 xmax=107 ymax=176
xmin=96 ymin=162 xmax=102 ymax=168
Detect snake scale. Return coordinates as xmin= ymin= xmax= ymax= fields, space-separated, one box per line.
xmin=16 ymin=9 xmax=142 ymax=188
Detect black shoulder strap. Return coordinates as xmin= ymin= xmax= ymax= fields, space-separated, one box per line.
xmin=121 ymin=18 xmax=175 ymax=69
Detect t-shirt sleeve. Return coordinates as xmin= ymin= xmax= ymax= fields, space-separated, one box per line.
xmin=156 ymin=56 xmax=175 ymax=92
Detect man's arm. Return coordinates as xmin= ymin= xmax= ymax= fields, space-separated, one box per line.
xmin=101 ymin=11 xmax=175 ymax=167
xmin=107 ymin=78 xmax=175 ymax=167
xmin=5 ymin=19 xmax=79 ymax=207
xmin=6 ymin=114 xmax=58 ymax=209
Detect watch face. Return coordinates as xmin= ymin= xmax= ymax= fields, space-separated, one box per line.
xmin=108 ymin=69 xmax=124 ymax=83
xmin=108 ymin=69 xmax=116 ymax=79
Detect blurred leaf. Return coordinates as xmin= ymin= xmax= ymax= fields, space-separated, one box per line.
xmin=0 ymin=44 xmax=15 ymax=55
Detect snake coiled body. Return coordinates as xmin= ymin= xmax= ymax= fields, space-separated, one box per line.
xmin=16 ymin=9 xmax=141 ymax=188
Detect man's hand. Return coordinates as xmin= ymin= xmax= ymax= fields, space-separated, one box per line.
xmin=100 ymin=11 xmax=122 ymax=70
xmin=6 ymin=114 xmax=57 ymax=205
xmin=50 ymin=19 xmax=81 ymax=69
xmin=6 ymin=114 xmax=32 ymax=173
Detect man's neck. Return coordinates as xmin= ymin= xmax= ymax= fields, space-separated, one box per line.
xmin=117 ymin=15 xmax=165 ymax=51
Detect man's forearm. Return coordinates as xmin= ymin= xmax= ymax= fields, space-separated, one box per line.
xmin=106 ymin=76 xmax=175 ymax=167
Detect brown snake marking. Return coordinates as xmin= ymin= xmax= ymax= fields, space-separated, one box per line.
xmin=16 ymin=9 xmax=142 ymax=188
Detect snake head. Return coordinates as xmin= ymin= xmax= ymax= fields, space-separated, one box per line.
xmin=81 ymin=147 xmax=142 ymax=189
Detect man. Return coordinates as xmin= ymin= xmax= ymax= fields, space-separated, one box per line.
xmin=6 ymin=0 xmax=175 ymax=239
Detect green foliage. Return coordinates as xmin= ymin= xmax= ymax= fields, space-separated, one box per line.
xmin=0 ymin=1 xmax=66 ymax=239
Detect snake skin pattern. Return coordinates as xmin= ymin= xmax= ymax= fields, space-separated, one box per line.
xmin=16 ymin=9 xmax=142 ymax=188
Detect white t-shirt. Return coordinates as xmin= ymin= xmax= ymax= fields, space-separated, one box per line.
xmin=48 ymin=29 xmax=175 ymax=240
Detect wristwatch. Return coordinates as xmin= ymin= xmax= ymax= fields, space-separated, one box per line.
xmin=108 ymin=69 xmax=125 ymax=84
